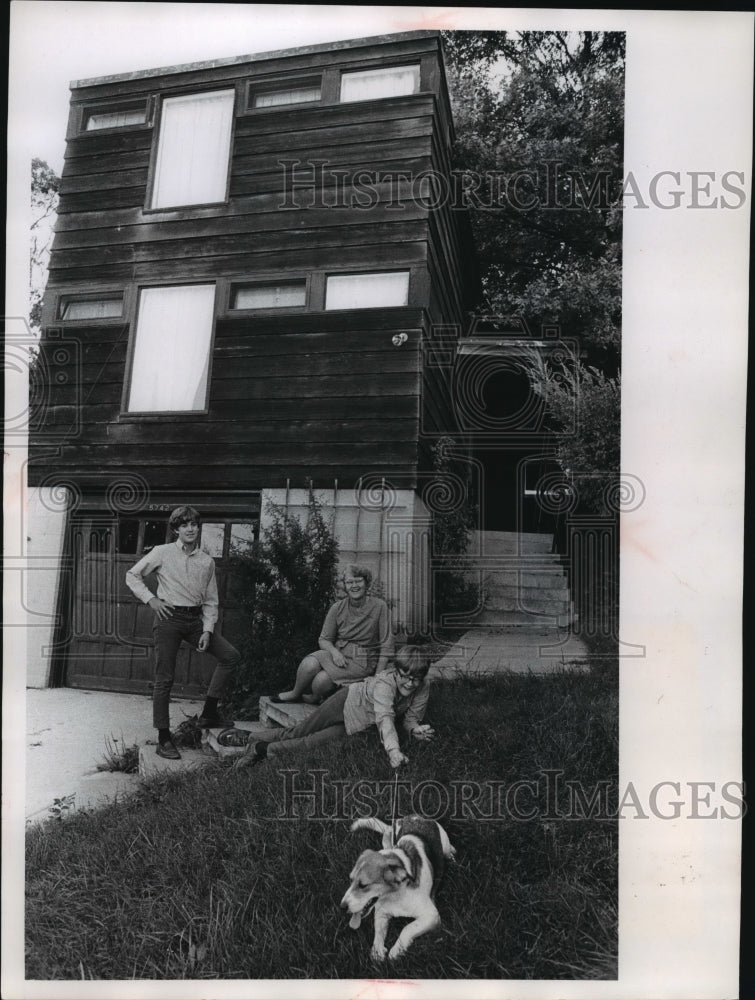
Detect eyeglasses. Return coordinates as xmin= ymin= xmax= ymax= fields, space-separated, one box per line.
xmin=395 ymin=667 xmax=425 ymax=686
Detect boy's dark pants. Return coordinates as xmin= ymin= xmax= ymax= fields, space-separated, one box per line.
xmin=152 ymin=607 xmax=240 ymax=730
xmin=265 ymin=686 xmax=349 ymax=757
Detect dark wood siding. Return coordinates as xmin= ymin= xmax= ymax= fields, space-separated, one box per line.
xmin=33 ymin=32 xmax=477 ymax=494
xmin=31 ymin=310 xmax=424 ymax=491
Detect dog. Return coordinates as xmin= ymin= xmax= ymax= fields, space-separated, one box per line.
xmin=340 ymin=815 xmax=456 ymax=961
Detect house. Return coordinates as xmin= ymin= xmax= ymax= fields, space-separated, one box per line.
xmin=28 ymin=29 xmax=592 ymax=697
xmin=26 ymin=30 xmax=490 ymax=695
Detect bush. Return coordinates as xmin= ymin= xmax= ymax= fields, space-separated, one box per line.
xmin=430 ymin=437 xmax=479 ymax=629
xmin=224 ymin=492 xmax=339 ymax=717
xmin=522 ymin=350 xmax=621 ymax=651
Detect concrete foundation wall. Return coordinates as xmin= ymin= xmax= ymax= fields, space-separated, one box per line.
xmin=261 ymin=487 xmax=431 ymax=634
xmin=25 ymin=487 xmax=70 ymax=688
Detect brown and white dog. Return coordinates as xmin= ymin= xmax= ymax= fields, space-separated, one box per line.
xmin=340 ymin=815 xmax=456 ymax=961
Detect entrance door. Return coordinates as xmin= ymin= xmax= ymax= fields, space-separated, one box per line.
xmin=62 ymin=509 xmax=258 ymax=695
xmin=475 ymin=449 xmax=563 ymax=534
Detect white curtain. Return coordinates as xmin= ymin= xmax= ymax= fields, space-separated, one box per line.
xmin=127 ymin=284 xmax=215 ymax=412
xmin=62 ymin=297 xmax=123 ymax=320
xmin=233 ymin=283 xmax=306 ymax=309
xmin=87 ymin=109 xmax=145 ymax=130
xmin=254 ymin=86 xmax=321 ymax=108
xmin=325 ymin=271 xmax=410 ymax=310
xmin=340 ymin=65 xmax=420 ymax=103
xmin=151 ymin=90 xmax=235 ymax=209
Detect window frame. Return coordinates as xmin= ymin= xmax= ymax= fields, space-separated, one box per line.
xmin=144 ymin=84 xmax=240 ymax=214
xmin=338 ymin=61 xmax=423 ymax=104
xmin=56 ymin=288 xmax=128 ymax=324
xmin=323 ymin=268 xmax=413 ymax=311
xmin=225 ymin=274 xmax=311 ymax=315
xmin=120 ymin=280 xmax=220 ymax=420
xmin=76 ymin=98 xmax=153 ymax=135
xmin=246 ymin=75 xmax=323 ymax=112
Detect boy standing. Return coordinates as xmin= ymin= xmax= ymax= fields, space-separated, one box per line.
xmin=126 ymin=505 xmax=241 ymax=759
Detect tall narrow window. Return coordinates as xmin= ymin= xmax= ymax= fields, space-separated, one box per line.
xmin=150 ymin=90 xmax=235 ymax=209
xmin=340 ymin=65 xmax=420 ymax=103
xmin=126 ymin=284 xmax=216 ymax=413
xmin=325 ymin=272 xmax=410 ymax=310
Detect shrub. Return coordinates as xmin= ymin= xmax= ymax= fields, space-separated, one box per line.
xmin=224 ymin=491 xmax=339 ymax=717
xmin=430 ymin=437 xmax=480 ymax=629
xmin=524 ymin=349 xmax=621 ymax=651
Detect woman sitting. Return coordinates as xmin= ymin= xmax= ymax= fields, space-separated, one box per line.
xmin=275 ymin=564 xmax=394 ymax=704
xmin=242 ymin=645 xmax=435 ymax=770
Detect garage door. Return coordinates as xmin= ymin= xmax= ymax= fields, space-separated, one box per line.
xmin=62 ymin=509 xmax=258 ymax=696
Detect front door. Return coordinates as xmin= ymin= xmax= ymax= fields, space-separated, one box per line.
xmin=60 ymin=508 xmax=258 ymax=695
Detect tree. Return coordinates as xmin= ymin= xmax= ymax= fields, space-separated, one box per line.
xmin=442 ymin=33 xmax=624 ymax=645
xmin=30 ymin=158 xmax=60 ymax=337
xmin=523 ymin=346 xmax=621 ymax=515
xmin=442 ymin=31 xmax=624 ymax=374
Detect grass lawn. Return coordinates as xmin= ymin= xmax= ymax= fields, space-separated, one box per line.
xmin=26 ymin=667 xmax=618 ymax=980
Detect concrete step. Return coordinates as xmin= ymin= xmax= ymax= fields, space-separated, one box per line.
xmin=484 ymin=581 xmax=570 ymax=601
xmin=484 ymin=596 xmax=570 ymax=616
xmin=430 ymin=653 xmax=588 ymax=678
xmin=259 ymin=696 xmax=319 ymax=728
xmin=484 ymin=570 xmax=569 ymax=589
xmin=138 ymin=717 xmax=282 ymax=771
xmin=471 ymin=609 xmax=567 ymax=627
xmin=469 ymin=530 xmax=555 ymax=555
xmin=475 ymin=608 xmax=570 ymax=626
xmin=428 ymin=626 xmax=591 ymax=680
xmin=138 ymin=742 xmax=215 ymax=778
xmin=205 ymin=720 xmax=278 ymax=758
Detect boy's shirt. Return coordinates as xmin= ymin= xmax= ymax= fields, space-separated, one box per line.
xmin=125 ymin=540 xmax=219 ymax=633
xmin=343 ymin=669 xmax=430 ymax=754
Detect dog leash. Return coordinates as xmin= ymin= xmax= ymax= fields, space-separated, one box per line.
xmin=390 ymin=767 xmax=399 ymax=849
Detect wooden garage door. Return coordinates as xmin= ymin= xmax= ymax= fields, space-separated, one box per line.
xmin=63 ymin=510 xmax=258 ymax=695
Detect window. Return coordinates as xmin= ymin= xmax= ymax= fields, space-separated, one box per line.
xmin=126 ymin=284 xmax=216 ymax=413
xmin=325 ymin=271 xmax=410 ymax=310
xmin=150 ymin=90 xmax=235 ymax=209
xmin=229 ymin=522 xmax=256 ymax=554
xmin=200 ymin=522 xmax=226 ymax=558
xmin=231 ymin=281 xmax=306 ymax=310
xmin=251 ymin=80 xmax=321 ymax=108
xmin=340 ymin=65 xmax=420 ymax=103
xmin=142 ymin=518 xmax=170 ymax=553
xmin=117 ymin=518 xmax=140 ymax=554
xmin=59 ymin=296 xmax=124 ymax=321
xmin=85 ymin=107 xmax=146 ymax=130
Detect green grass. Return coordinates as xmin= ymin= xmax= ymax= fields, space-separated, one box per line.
xmin=26 ymin=667 xmax=618 ymax=980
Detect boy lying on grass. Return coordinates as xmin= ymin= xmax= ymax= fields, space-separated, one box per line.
xmin=236 ymin=645 xmax=434 ymax=769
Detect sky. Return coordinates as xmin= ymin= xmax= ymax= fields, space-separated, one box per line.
xmin=9 ymin=3 xmax=643 ymax=175
xmin=4 ymin=5 xmax=754 ymax=998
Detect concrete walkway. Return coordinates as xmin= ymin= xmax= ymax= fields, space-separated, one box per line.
xmin=19 ymin=626 xmax=590 ymax=824
xmin=23 ymin=688 xmax=204 ymax=823
xmin=428 ymin=624 xmax=591 ymax=680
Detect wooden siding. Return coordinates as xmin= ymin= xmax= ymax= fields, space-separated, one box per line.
xmin=30 ymin=310 xmax=424 ymax=491
xmin=34 ymin=32 xmax=477 ymax=494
